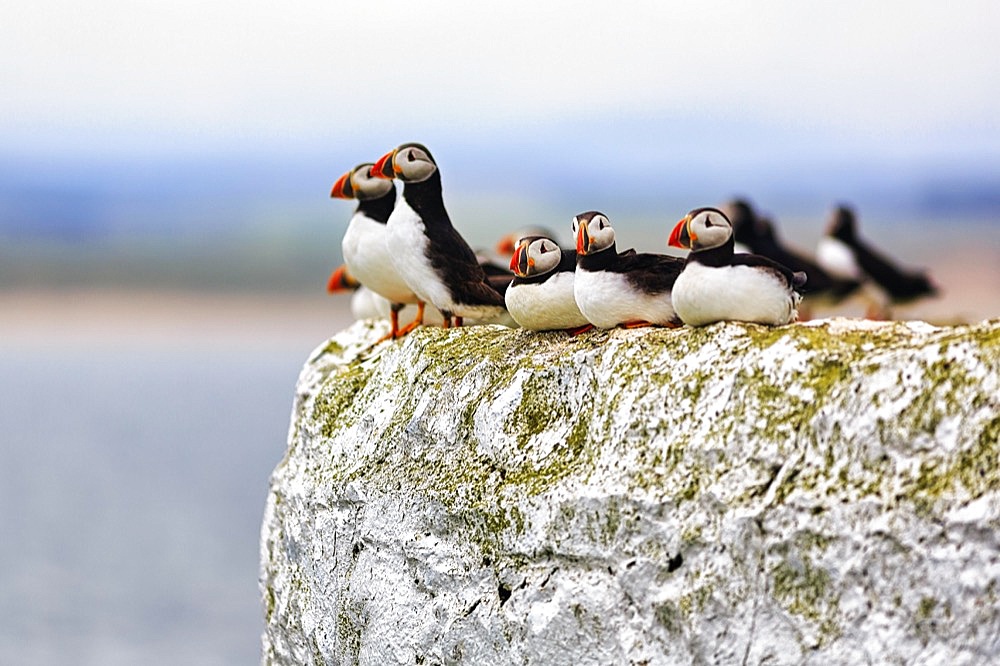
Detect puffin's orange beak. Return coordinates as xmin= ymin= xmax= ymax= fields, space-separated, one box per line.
xmin=668 ymin=216 xmax=693 ymax=249
xmin=371 ymin=150 xmax=396 ymax=179
xmin=576 ymin=221 xmax=591 ymax=255
xmin=496 ymin=234 xmax=516 ymax=258
xmin=509 ymin=243 xmax=522 ymax=274
xmin=510 ymin=240 xmax=532 ymax=276
xmin=326 ymin=265 xmax=359 ymax=293
xmin=330 ymin=171 xmax=352 ymax=199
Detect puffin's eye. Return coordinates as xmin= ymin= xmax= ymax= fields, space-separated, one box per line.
xmin=705 ymin=217 xmax=713 ymax=228
xmin=539 ymin=244 xmax=550 ymax=253
xmin=598 ymin=218 xmax=606 ymax=229
xmin=407 ymin=150 xmax=416 ymax=162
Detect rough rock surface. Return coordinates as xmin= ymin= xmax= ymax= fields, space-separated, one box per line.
xmin=260 ymin=317 xmax=1000 ymax=665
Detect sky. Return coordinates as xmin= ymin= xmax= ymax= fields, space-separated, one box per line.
xmin=1 ymin=0 xmax=999 ymax=262
xmin=3 ymin=1 xmax=999 ymax=159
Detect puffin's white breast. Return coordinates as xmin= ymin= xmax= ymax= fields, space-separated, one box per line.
xmin=384 ymin=200 xmax=453 ymax=310
xmin=342 ymin=212 xmax=418 ymax=304
xmin=672 ymin=262 xmax=799 ymax=326
xmin=816 ymin=237 xmax=863 ymax=281
xmin=506 ymin=272 xmax=588 ymax=330
xmin=573 ymin=268 xmax=676 ymax=329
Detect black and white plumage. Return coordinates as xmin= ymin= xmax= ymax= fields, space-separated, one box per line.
xmin=573 ymin=211 xmax=684 ymax=329
xmin=332 ymin=163 xmax=425 ymax=338
xmin=668 ymin=207 xmax=804 ymax=326
xmin=816 ymin=205 xmax=938 ymax=306
xmin=371 ymin=143 xmax=507 ymax=328
xmin=504 ymin=236 xmax=589 ymax=331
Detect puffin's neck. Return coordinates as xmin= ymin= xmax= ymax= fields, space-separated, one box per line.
xmin=356 ymin=187 xmax=396 ymax=224
xmin=401 ymin=171 xmax=450 ymax=226
xmin=831 ymin=222 xmax=855 ymax=244
xmin=689 ymin=236 xmax=735 ymax=267
xmin=577 ymin=243 xmax=618 ymax=271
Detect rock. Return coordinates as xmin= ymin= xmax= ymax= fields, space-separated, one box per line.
xmin=260 ymin=317 xmax=1000 ymax=665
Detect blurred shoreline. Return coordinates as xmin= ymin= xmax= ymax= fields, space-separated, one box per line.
xmin=3 ymin=267 xmax=998 ymax=352
xmin=1 ymin=287 xmax=356 ymax=351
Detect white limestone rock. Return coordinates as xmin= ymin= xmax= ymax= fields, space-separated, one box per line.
xmin=260 ymin=317 xmax=1000 ymax=665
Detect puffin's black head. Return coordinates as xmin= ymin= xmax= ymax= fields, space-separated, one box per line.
xmin=572 ymin=211 xmax=616 ymax=256
xmin=371 ymin=142 xmax=438 ymax=183
xmin=510 ymin=235 xmax=562 ymax=278
xmin=827 ymin=205 xmax=857 ymax=241
xmin=330 ymin=163 xmax=394 ymax=201
xmin=668 ymin=207 xmax=733 ymax=252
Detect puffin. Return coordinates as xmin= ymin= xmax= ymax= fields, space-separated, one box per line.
xmin=331 ymin=162 xmax=426 ymax=339
xmin=668 ymin=207 xmax=805 ymax=326
xmin=573 ymin=211 xmax=684 ymax=329
xmin=371 ymin=142 xmax=507 ymax=327
xmin=504 ymin=235 xmax=591 ymax=332
xmin=816 ymin=205 xmax=938 ymax=314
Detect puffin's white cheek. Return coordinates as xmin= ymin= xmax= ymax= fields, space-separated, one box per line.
xmin=403 ymin=161 xmax=437 ymax=182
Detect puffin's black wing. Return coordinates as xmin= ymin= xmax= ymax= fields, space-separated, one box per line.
xmin=427 ymin=223 xmax=506 ymax=307
xmin=485 ymin=273 xmax=513 ymax=297
xmin=616 ymin=252 xmax=686 ymax=292
xmin=731 ymin=253 xmax=803 ymax=290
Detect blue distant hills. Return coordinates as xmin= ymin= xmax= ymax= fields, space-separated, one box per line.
xmin=1 ymin=131 xmax=997 ymax=291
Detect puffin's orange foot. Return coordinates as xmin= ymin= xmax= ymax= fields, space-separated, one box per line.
xmin=567 ymin=323 xmax=595 ymax=336
xmin=622 ymin=320 xmax=653 ymax=329
xmin=395 ymin=319 xmax=422 ymax=337
xmin=395 ymin=302 xmax=426 ymax=336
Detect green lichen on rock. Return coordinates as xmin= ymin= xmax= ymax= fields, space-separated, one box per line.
xmin=262 ymin=317 xmax=1000 ymax=666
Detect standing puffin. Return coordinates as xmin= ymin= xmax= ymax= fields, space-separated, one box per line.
xmin=331 ymin=163 xmax=426 ymax=338
xmin=668 ymin=207 xmax=805 ymax=326
xmin=573 ymin=211 xmax=684 ymax=329
xmin=505 ymin=236 xmax=590 ymax=332
xmin=371 ymin=142 xmax=507 ymax=328
xmin=816 ymin=205 xmax=938 ymax=316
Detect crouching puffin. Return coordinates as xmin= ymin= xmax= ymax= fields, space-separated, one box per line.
xmin=371 ymin=142 xmax=507 ymax=328
xmin=573 ymin=211 xmax=684 ymax=329
xmin=505 ymin=235 xmax=590 ymax=332
xmin=816 ymin=205 xmax=938 ymax=317
xmin=668 ymin=207 xmax=805 ymax=326
xmin=331 ymin=163 xmax=426 ymax=339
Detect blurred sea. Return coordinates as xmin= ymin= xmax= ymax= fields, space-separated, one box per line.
xmin=0 ymin=291 xmax=352 ymax=665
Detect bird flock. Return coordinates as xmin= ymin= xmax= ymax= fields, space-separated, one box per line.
xmin=327 ymin=142 xmax=938 ymax=338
